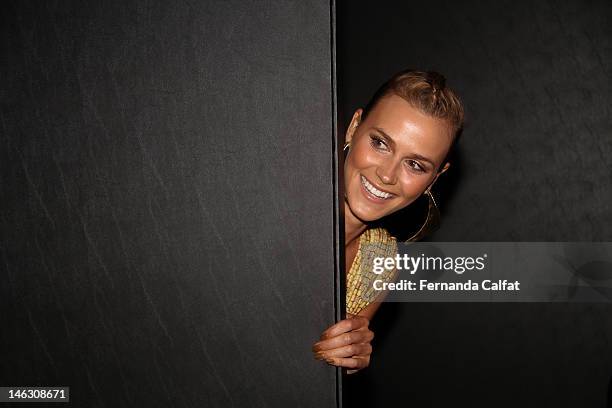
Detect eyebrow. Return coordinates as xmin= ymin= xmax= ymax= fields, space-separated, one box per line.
xmin=372 ymin=127 xmax=436 ymax=167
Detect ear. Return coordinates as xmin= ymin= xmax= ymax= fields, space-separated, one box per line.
xmin=345 ymin=108 xmax=363 ymax=144
xmin=437 ymin=162 xmax=450 ymax=176
xmin=428 ymin=162 xmax=450 ymax=190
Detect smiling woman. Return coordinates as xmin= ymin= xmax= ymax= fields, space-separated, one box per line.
xmin=312 ymin=69 xmax=464 ymax=374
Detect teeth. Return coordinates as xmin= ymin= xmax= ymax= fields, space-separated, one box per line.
xmin=361 ymin=176 xmax=392 ymax=199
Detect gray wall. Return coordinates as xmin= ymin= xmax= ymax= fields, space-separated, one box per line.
xmin=338 ymin=0 xmax=612 ymax=406
xmin=1 ymin=1 xmax=339 ymax=407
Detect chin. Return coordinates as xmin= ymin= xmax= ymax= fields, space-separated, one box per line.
xmin=348 ymin=199 xmax=394 ymax=223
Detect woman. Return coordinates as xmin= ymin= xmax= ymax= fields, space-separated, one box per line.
xmin=312 ymin=69 xmax=464 ymax=373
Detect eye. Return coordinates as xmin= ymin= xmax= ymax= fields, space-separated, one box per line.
xmin=369 ymin=135 xmax=389 ymax=151
xmin=405 ymin=160 xmax=425 ymax=173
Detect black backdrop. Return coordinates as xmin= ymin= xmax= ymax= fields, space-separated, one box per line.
xmin=338 ymin=0 xmax=612 ymax=407
xmin=1 ymin=1 xmax=339 ymax=407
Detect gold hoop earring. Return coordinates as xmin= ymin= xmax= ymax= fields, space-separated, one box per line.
xmin=406 ymin=189 xmax=440 ymax=242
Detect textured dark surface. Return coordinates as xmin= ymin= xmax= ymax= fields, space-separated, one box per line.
xmin=1 ymin=1 xmax=337 ymax=407
xmin=338 ymin=0 xmax=612 ymax=406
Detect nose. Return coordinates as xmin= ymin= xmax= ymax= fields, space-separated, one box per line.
xmin=376 ymin=160 xmax=398 ymax=185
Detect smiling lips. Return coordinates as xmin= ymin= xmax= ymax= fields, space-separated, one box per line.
xmin=360 ymin=175 xmax=394 ymax=202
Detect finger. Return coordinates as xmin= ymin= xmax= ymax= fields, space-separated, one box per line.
xmin=313 ymin=330 xmax=374 ymax=352
xmin=325 ymin=355 xmax=370 ymax=370
xmin=319 ymin=317 xmax=369 ymax=340
xmin=319 ymin=319 xmax=362 ymax=341
xmin=313 ymin=331 xmax=373 ymax=352
xmin=314 ymin=343 xmax=372 ymax=360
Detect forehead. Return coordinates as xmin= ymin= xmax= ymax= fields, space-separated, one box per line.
xmin=362 ymin=95 xmax=453 ymax=163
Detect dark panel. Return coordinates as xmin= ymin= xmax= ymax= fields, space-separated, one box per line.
xmin=338 ymin=0 xmax=612 ymax=406
xmin=0 ymin=1 xmax=337 ymax=407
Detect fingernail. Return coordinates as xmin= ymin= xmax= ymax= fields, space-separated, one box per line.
xmin=325 ymin=358 xmax=335 ymax=365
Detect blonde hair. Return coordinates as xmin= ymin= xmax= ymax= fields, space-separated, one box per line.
xmin=363 ymin=69 xmax=465 ymax=139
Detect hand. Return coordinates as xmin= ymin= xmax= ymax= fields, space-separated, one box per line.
xmin=312 ymin=315 xmax=374 ymax=374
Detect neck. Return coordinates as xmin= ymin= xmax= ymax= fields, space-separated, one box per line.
xmin=344 ymin=200 xmax=367 ymax=247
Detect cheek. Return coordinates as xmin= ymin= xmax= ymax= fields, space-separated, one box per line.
xmin=397 ymin=173 xmax=432 ymax=199
xmin=343 ymin=154 xmax=361 ymax=188
xmin=344 ymin=147 xmax=365 ymax=178
xmin=348 ymin=142 xmax=380 ymax=170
